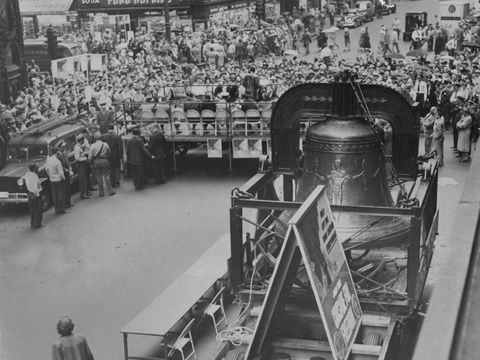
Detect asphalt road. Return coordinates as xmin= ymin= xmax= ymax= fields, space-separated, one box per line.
xmin=0 ymin=1 xmax=468 ymax=359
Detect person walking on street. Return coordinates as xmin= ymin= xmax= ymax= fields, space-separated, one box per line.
xmin=344 ymin=28 xmax=351 ymax=51
xmin=102 ymin=124 xmax=123 ymax=188
xmin=24 ymin=163 xmax=44 ymax=229
xmin=302 ymin=30 xmax=312 ymax=55
xmin=56 ymin=140 xmax=73 ymax=209
xmin=127 ymin=128 xmax=154 ymax=190
xmin=89 ymin=133 xmax=116 ymax=197
xmin=46 ymin=147 xmax=66 ymax=215
xmin=74 ymin=134 xmax=91 ymax=199
xmin=52 ymin=317 xmax=94 ymax=360
xmin=148 ymin=124 xmax=167 ymax=185
xmin=391 ymin=26 xmax=400 ymax=53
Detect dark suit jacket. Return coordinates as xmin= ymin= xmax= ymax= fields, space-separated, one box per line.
xmin=126 ymin=135 xmax=152 ymax=166
xmin=102 ymin=131 xmax=123 ymax=166
xmin=96 ymin=110 xmax=114 ymax=134
xmin=148 ymin=131 xmax=166 ymax=158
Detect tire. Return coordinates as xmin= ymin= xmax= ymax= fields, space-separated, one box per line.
xmin=40 ymin=186 xmax=52 ymax=212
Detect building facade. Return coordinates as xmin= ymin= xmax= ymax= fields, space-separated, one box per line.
xmin=0 ymin=0 xmax=27 ymax=104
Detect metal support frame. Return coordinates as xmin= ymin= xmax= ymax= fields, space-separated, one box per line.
xmin=229 ymin=207 xmax=244 ymax=289
xmin=407 ymin=217 xmax=421 ymax=308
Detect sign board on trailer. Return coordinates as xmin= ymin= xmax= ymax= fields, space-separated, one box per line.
xmin=289 ymin=186 xmax=363 ymax=360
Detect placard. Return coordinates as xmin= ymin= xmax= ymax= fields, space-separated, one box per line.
xmin=290 ymin=186 xmax=362 ymax=360
xmin=233 ymin=138 xmax=262 ymax=158
xmin=84 ymin=86 xmax=93 ymax=102
xmin=207 ymin=138 xmax=222 ymax=158
xmin=232 ymin=138 xmax=249 ymax=158
xmin=248 ymin=138 xmax=262 ymax=157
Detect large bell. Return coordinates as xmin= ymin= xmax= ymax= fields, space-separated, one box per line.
xmin=295 ymin=83 xmax=409 ymax=246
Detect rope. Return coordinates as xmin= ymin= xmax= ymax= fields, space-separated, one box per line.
xmin=347 ymin=78 xmax=409 ymax=201
xmin=215 ymin=262 xmax=258 ymax=346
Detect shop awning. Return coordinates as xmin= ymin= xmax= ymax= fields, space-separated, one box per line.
xmin=19 ymin=0 xmax=74 ymax=15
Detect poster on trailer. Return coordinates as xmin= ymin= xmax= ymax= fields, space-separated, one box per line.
xmin=290 ymin=186 xmax=363 ymax=360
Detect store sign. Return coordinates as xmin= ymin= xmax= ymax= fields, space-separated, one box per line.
xmin=75 ymin=0 xmax=190 ymax=10
xmin=19 ymin=0 xmax=73 ymax=14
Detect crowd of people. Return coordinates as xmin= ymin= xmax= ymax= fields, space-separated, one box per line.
xmin=1 ymin=6 xmax=480 ymax=228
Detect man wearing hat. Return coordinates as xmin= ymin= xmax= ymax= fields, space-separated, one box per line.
xmin=102 ymin=124 xmax=123 ymax=188
xmin=126 ymin=128 xmax=154 ymax=190
xmin=74 ymin=133 xmax=90 ymax=199
xmin=96 ymin=101 xmax=114 ymax=134
xmin=56 ymin=140 xmax=74 ymax=209
xmin=24 ymin=163 xmax=44 ymax=229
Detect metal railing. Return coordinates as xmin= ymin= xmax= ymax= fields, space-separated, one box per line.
xmin=412 ymin=152 xmax=480 ymax=360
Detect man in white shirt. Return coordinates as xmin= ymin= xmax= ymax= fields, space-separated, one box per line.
xmin=45 ymin=147 xmax=66 ymax=215
xmin=24 ymin=163 xmax=44 ymax=228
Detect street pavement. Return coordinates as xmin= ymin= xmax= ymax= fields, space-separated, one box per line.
xmin=0 ymin=2 xmax=468 ymax=360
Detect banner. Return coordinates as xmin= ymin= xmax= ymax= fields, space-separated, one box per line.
xmin=290 ymin=186 xmax=362 ymax=360
xmin=207 ymin=139 xmax=222 ymax=158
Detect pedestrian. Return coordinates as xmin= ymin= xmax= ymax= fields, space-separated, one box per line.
xmin=45 ymin=146 xmax=66 ymax=215
xmin=102 ymin=124 xmax=123 ymax=188
xmin=24 ymin=163 xmax=44 ymax=229
xmin=52 ymin=317 xmax=94 ymax=360
xmin=89 ymin=133 xmax=116 ymax=197
xmin=391 ymin=26 xmax=400 ymax=53
xmin=55 ymin=140 xmax=73 ymax=209
xmin=432 ymin=109 xmax=445 ymax=166
xmin=422 ymin=106 xmax=437 ymax=155
xmin=344 ymin=28 xmax=350 ymax=51
xmin=456 ymin=107 xmax=472 ymax=162
xmin=126 ymin=128 xmax=154 ymax=190
xmin=74 ymin=133 xmax=91 ymax=199
xmin=302 ymin=30 xmax=312 ymax=55
xmin=148 ymin=124 xmax=167 ymax=185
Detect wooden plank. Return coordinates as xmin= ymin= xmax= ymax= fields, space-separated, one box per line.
xmin=378 ymin=320 xmax=397 ymax=360
xmin=361 ymin=313 xmax=391 ymax=328
xmin=271 ymin=337 xmax=331 ymax=352
xmin=351 ymin=344 xmax=382 ymax=356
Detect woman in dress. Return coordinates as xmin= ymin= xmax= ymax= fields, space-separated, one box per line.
xmin=432 ymin=109 xmax=445 ymax=166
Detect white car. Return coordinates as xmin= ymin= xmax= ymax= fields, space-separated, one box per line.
xmin=338 ymin=10 xmax=364 ymax=28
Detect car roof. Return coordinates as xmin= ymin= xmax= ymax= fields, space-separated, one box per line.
xmin=8 ymin=123 xmax=84 ymax=147
xmin=24 ymin=39 xmax=81 ymax=48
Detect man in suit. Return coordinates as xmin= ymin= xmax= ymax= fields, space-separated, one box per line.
xmin=102 ymin=124 xmax=123 ymax=188
xmin=127 ymin=129 xmax=154 ymax=190
xmin=148 ymin=124 xmax=167 ymax=185
xmin=96 ymin=101 xmax=114 ymax=134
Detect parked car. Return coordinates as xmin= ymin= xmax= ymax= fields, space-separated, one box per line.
xmin=0 ymin=117 xmax=84 ymax=211
xmin=337 ymin=9 xmax=364 ymax=28
xmin=354 ymin=1 xmax=375 ymax=22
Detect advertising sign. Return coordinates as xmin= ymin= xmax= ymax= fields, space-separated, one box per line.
xmin=290 ymin=186 xmax=362 ymax=360
xmin=207 ymin=139 xmax=222 ymax=158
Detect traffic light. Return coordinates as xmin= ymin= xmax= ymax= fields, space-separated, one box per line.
xmin=255 ymin=0 xmax=266 ymax=21
xmin=45 ymin=26 xmax=58 ymax=60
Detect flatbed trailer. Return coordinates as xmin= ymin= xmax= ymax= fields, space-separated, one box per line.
xmin=121 ymin=81 xmax=438 ymax=360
